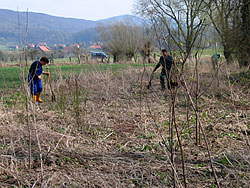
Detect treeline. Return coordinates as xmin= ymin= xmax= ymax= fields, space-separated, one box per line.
xmin=96 ymin=0 xmax=249 ymax=67
xmin=0 ymin=50 xmax=21 ymax=62
xmin=98 ymin=21 xmax=154 ymax=63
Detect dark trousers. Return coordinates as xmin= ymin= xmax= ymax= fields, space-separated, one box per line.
xmin=28 ymin=74 xmax=42 ymax=95
xmin=160 ymin=70 xmax=178 ymax=90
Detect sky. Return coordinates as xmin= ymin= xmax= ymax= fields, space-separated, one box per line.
xmin=0 ymin=0 xmax=135 ymax=20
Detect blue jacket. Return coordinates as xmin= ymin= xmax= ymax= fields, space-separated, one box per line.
xmin=28 ymin=61 xmax=43 ymax=80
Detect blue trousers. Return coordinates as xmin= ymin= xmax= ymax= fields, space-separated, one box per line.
xmin=28 ymin=74 xmax=42 ymax=95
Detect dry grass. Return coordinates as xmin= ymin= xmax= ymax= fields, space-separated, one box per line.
xmin=0 ymin=63 xmax=249 ymax=187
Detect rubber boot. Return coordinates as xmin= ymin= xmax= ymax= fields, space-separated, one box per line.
xmin=36 ymin=93 xmax=43 ymax=103
xmin=33 ymin=95 xmax=37 ymax=102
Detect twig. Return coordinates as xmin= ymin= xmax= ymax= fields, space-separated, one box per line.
xmin=222 ymin=152 xmax=235 ymax=167
xmin=30 ymin=106 xmax=44 ymax=181
xmin=182 ymin=80 xmax=221 ymax=188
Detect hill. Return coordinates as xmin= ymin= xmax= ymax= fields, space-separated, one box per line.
xmin=98 ymin=14 xmax=144 ymax=25
xmin=0 ymin=9 xmax=96 ymax=33
xmin=0 ymin=9 xmax=144 ymax=45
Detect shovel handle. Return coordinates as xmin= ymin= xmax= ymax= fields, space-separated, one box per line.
xmin=46 ymin=67 xmax=56 ymax=102
xmin=45 ymin=67 xmax=50 ymax=78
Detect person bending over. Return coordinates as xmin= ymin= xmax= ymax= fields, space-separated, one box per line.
xmin=148 ymin=49 xmax=177 ymax=90
xmin=28 ymin=56 xmax=50 ymax=103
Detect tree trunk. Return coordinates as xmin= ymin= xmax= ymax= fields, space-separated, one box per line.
xmin=78 ymin=54 xmax=81 ymax=64
xmin=113 ymin=55 xmax=117 ymax=63
xmin=223 ymin=44 xmax=233 ymax=63
xmin=239 ymin=0 xmax=250 ymax=67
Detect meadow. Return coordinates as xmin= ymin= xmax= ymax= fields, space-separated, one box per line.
xmin=0 ymin=63 xmax=153 ymax=90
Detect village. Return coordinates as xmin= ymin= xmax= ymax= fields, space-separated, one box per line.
xmin=0 ymin=42 xmax=107 ymax=64
xmin=4 ymin=42 xmax=103 ymax=53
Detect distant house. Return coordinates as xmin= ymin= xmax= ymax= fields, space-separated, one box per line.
xmin=64 ymin=43 xmax=80 ymax=54
xmin=72 ymin=43 xmax=80 ymax=48
xmin=89 ymin=45 xmax=102 ymax=49
xmin=28 ymin=43 xmax=35 ymax=48
xmin=37 ymin=42 xmax=51 ymax=52
xmin=38 ymin=46 xmax=50 ymax=52
xmin=89 ymin=43 xmax=102 ymax=52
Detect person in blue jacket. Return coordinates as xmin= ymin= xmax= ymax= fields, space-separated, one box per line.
xmin=28 ymin=56 xmax=50 ymax=103
xmin=148 ymin=49 xmax=178 ymax=90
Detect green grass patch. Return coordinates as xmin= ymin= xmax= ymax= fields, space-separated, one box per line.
xmin=0 ymin=66 xmax=24 ymax=89
xmin=2 ymin=92 xmax=26 ymax=107
xmin=199 ymin=48 xmax=224 ymax=56
xmin=0 ymin=63 xmax=153 ymax=90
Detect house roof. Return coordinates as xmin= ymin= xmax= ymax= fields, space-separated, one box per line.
xmin=72 ymin=43 xmax=80 ymax=48
xmin=90 ymin=45 xmax=102 ymax=49
xmin=39 ymin=46 xmax=50 ymax=52
xmin=28 ymin=44 xmax=35 ymax=48
xmin=38 ymin=43 xmax=48 ymax=46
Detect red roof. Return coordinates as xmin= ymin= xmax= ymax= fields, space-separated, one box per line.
xmin=28 ymin=44 xmax=35 ymax=48
xmin=72 ymin=43 xmax=80 ymax=48
xmin=90 ymin=45 xmax=102 ymax=49
xmin=39 ymin=46 xmax=50 ymax=52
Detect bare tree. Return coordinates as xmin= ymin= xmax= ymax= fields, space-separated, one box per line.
xmin=236 ymin=0 xmax=250 ymax=67
xmin=124 ymin=24 xmax=141 ymax=61
xmin=204 ymin=0 xmax=242 ymax=63
xmin=72 ymin=43 xmax=87 ymax=64
xmin=139 ymin=25 xmax=155 ymax=63
xmin=98 ymin=21 xmax=141 ymax=63
xmin=27 ymin=49 xmax=42 ymax=61
xmin=136 ymin=0 xmax=208 ymax=65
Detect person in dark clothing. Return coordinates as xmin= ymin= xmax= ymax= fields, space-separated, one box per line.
xmin=28 ymin=56 xmax=50 ymax=103
xmin=148 ymin=49 xmax=177 ymax=90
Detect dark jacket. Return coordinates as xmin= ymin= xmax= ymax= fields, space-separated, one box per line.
xmin=153 ymin=55 xmax=173 ymax=75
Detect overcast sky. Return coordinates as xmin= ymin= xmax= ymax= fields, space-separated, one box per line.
xmin=0 ymin=0 xmax=135 ymax=20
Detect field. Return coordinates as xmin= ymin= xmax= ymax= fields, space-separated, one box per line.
xmin=0 ymin=60 xmax=249 ymax=187
xmin=0 ymin=63 xmax=153 ymax=90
